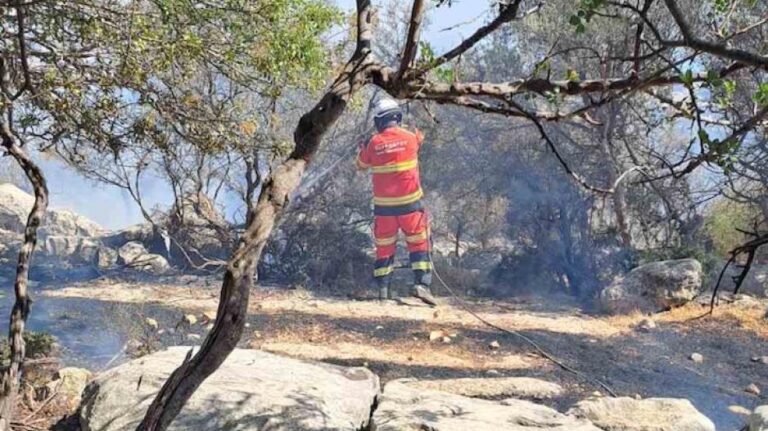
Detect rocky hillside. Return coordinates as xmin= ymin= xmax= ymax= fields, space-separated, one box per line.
xmin=0 ymin=183 xmax=170 ymax=281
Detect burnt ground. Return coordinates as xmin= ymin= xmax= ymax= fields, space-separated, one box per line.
xmin=39 ymin=276 xmax=768 ymax=431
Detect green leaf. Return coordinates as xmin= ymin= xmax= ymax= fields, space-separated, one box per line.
xmin=680 ymin=69 xmax=694 ymax=86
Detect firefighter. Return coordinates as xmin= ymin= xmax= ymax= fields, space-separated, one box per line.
xmin=356 ymin=97 xmax=437 ymax=306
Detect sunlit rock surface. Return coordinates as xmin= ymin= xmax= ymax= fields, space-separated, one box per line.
xmin=600 ymin=258 xmax=703 ymax=314
xmin=569 ymin=397 xmax=716 ymax=431
xmin=80 ymin=347 xmax=380 ymax=431
xmin=372 ymin=380 xmax=600 ymax=431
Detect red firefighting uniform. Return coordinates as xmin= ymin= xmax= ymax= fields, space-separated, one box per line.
xmin=357 ymin=126 xmax=431 ymax=286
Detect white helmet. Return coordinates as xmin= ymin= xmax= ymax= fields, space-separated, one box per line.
xmin=374 ymin=97 xmax=401 ymax=119
xmin=373 ymin=97 xmax=403 ymax=131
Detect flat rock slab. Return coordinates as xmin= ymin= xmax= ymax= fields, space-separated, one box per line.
xmin=569 ymin=397 xmax=715 ymax=431
xmin=372 ymin=380 xmax=600 ymax=431
xmin=403 ymin=377 xmax=563 ymax=399
xmin=80 ymin=347 xmax=379 ymax=431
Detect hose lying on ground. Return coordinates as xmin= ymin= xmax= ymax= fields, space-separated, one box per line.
xmin=428 ymin=253 xmax=619 ymax=397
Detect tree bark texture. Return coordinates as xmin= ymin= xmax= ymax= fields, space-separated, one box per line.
xmin=0 ymin=138 xmax=48 ymax=431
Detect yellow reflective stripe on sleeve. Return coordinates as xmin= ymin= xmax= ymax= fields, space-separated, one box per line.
xmin=356 ymin=158 xmax=370 ymax=169
xmin=412 ymin=262 xmax=432 ymax=271
xmin=375 ymin=236 xmax=398 ymax=246
xmin=374 ymin=266 xmax=394 ymax=277
xmin=373 ymin=189 xmax=423 ymax=206
xmin=371 ymin=159 xmax=418 ymax=174
xmin=405 ymin=231 xmax=428 ymax=243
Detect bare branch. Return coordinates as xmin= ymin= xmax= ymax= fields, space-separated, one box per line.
xmin=398 ymin=0 xmax=427 ymax=78
xmin=662 ymin=0 xmax=768 ymax=69
xmin=426 ymin=0 xmax=525 ymax=71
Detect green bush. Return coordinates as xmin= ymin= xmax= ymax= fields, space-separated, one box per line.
xmin=0 ymin=331 xmax=57 ymax=363
xmin=704 ymin=199 xmax=762 ymax=256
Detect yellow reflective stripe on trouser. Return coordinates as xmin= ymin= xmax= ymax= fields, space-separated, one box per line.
xmin=405 ymin=231 xmax=428 ymax=244
xmin=374 ymin=266 xmax=394 ymax=277
xmin=412 ymin=261 xmax=431 ymax=271
xmin=373 ymin=189 xmax=423 ymax=206
xmin=375 ymin=236 xmax=397 ymax=246
xmin=371 ymin=159 xmax=418 ymax=174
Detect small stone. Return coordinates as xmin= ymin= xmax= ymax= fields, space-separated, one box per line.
xmin=157 ymin=329 xmax=165 ymax=335
xmin=634 ymin=393 xmax=642 ymax=400
xmin=253 ymin=331 xmax=262 ymax=338
xmin=187 ymin=333 xmax=201 ymax=341
xmin=728 ymin=405 xmax=751 ymax=416
xmin=441 ymin=336 xmax=452 ymax=344
xmin=746 ymin=383 xmax=761 ymax=395
xmin=205 ymin=323 xmax=214 ymax=331
xmin=485 ymin=369 xmax=500 ymax=376
xmin=591 ymin=391 xmax=603 ymax=398
xmin=751 ymin=356 xmax=768 ymax=364
xmin=202 ymin=311 xmax=217 ymax=322
xmin=433 ymin=310 xmax=439 ymax=319
xmin=145 ymin=318 xmax=158 ymax=330
xmin=489 ymin=340 xmax=501 ymax=350
xmin=183 ymin=314 xmax=197 ymax=325
xmin=375 ymin=325 xmax=384 ymax=330
xmin=244 ymin=323 xmax=251 ymax=328
xmin=690 ymin=353 xmax=704 ymax=363
xmin=637 ymin=318 xmax=656 ymax=332
xmin=429 ymin=330 xmax=445 ymax=342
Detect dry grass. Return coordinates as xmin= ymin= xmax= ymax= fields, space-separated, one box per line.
xmin=602 ymin=301 xmax=768 ymax=338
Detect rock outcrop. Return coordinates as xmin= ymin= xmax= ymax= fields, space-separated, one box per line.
xmin=79 ymin=347 xmax=380 ymax=431
xmin=600 ymin=258 xmax=703 ymax=314
xmin=569 ymin=397 xmax=716 ymax=431
xmin=0 ymin=183 xmax=103 ymax=237
xmin=0 ymin=183 xmax=115 ymax=276
xmin=372 ymin=380 xmax=599 ymax=431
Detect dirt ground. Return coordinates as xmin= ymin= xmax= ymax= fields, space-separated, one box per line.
xmin=42 ymin=276 xmax=768 ymax=430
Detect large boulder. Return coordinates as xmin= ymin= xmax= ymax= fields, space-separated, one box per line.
xmin=117 ymin=241 xmax=170 ymax=275
xmin=40 ymin=236 xmax=101 ymax=263
xmin=372 ymin=380 xmax=599 ymax=431
xmin=96 ymin=245 xmax=118 ymax=269
xmin=569 ymin=397 xmax=715 ymax=431
xmin=46 ymin=367 xmax=92 ymax=406
xmin=0 ymin=183 xmax=103 ymax=237
xmin=600 ymin=259 xmax=703 ymax=314
xmin=751 ymin=406 xmax=768 ymax=431
xmin=80 ymin=347 xmax=380 ymax=431
xmin=43 ymin=209 xmax=104 ymax=238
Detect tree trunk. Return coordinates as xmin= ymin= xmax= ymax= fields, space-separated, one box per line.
xmin=0 ymin=138 xmax=48 ymax=431
xmin=136 ymin=3 xmax=377 ymax=429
